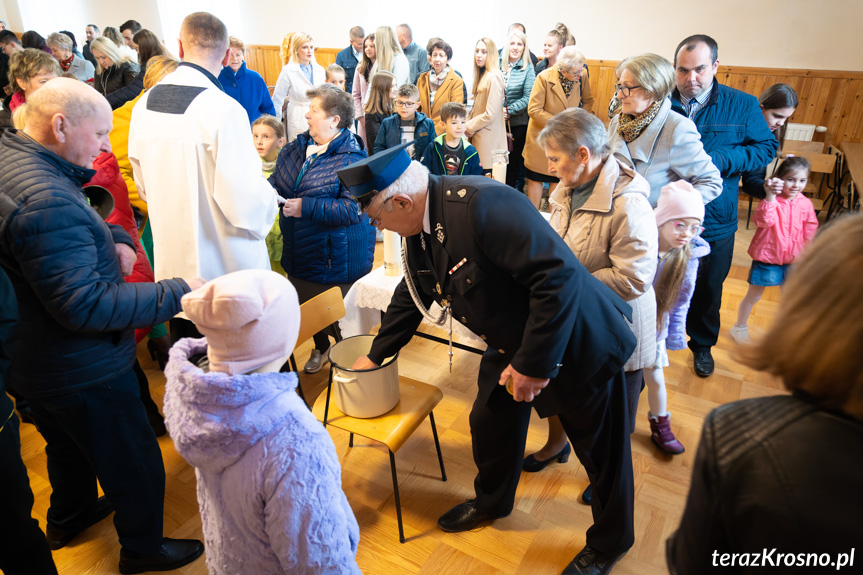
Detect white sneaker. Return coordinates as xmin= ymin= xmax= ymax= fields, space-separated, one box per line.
xmin=730 ymin=324 xmax=750 ymax=344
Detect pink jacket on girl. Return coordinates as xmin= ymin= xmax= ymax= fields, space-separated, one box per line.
xmin=748 ymin=195 xmax=818 ymax=265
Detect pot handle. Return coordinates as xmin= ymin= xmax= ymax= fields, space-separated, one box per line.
xmin=333 ymin=371 xmax=357 ymax=386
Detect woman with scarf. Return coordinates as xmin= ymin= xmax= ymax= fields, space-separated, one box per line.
xmin=416 ymin=38 xmax=464 ymax=136
xmin=46 ymin=32 xmax=94 ymax=82
xmin=522 ymin=46 xmax=593 ymax=208
xmin=607 ymin=53 xmax=721 ymax=207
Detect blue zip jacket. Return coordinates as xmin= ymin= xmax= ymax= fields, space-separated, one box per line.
xmin=670 ymin=82 xmax=778 ymax=241
xmin=335 ymin=46 xmax=359 ymax=94
xmin=0 ymin=131 xmax=189 ymax=397
xmin=270 ymin=129 xmax=374 ymax=284
xmin=373 ymin=111 xmax=436 ymax=158
xmin=420 ymin=135 xmax=482 ymax=176
xmin=219 ymin=62 xmax=277 ymax=123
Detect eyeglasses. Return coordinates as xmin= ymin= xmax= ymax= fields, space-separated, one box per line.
xmin=614 ymin=84 xmax=642 ymax=97
xmin=395 ymin=101 xmax=418 ymax=108
xmin=560 ymin=66 xmax=583 ymax=79
xmin=367 ymin=196 xmax=394 ymax=227
xmin=671 ymin=221 xmax=704 ymax=236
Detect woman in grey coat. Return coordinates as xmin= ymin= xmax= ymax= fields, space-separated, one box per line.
xmin=607 ymin=53 xmax=722 ymax=207
xmin=46 ymin=32 xmax=94 ymax=82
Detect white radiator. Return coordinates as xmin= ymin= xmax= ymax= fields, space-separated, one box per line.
xmin=785 ymin=123 xmax=816 ymax=141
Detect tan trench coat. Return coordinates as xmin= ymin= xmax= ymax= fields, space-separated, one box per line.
xmin=548 ymin=157 xmax=657 ymax=371
xmin=523 ymin=64 xmax=594 ymax=176
xmin=466 ymin=69 xmax=507 ymax=169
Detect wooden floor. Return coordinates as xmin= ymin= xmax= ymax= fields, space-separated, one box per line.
xmin=20 ymin=200 xmax=793 ymax=574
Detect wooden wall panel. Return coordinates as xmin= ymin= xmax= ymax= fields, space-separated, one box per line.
xmin=245 ymin=46 xmax=863 ymax=148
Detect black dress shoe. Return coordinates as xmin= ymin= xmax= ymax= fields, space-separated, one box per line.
xmin=693 ymin=350 xmax=715 ymax=377
xmin=522 ymin=442 xmax=571 ymax=472
xmin=119 ymin=538 xmax=204 ymax=574
xmin=581 ymin=484 xmax=591 ymax=505
xmin=46 ymin=496 xmax=114 ymax=550
xmin=437 ymin=499 xmax=507 ymax=533
xmin=561 ymin=545 xmax=627 ymax=575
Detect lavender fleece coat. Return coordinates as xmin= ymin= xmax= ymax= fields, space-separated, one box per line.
xmin=163 ymin=338 xmax=361 ymax=575
xmin=656 ymin=236 xmax=710 ymax=350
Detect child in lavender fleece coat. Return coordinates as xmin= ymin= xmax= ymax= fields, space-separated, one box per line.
xmin=644 ymin=182 xmax=710 ymax=456
xmin=163 ymin=269 xmax=361 ymax=575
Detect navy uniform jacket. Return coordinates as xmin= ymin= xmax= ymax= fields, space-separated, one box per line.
xmin=368 ymin=175 xmax=636 ymax=417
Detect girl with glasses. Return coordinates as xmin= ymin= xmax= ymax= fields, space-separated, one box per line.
xmin=647 ymin=181 xmax=710 ymax=454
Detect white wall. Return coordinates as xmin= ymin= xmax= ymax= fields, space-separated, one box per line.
xmin=11 ymin=0 xmax=863 ymax=74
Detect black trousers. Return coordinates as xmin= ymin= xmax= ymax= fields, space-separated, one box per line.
xmin=0 ymin=409 xmax=58 ymax=575
xmin=505 ymin=123 xmax=528 ymax=191
xmin=470 ymin=352 xmax=635 ymax=556
xmin=25 ymin=369 xmax=166 ymax=555
xmin=686 ymin=234 xmax=735 ymax=352
xmin=288 ymin=275 xmax=354 ymax=352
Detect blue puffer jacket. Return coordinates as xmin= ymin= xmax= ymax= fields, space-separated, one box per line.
xmin=0 ymin=130 xmax=189 ymax=398
xmin=671 ymin=82 xmax=778 ymax=242
xmin=373 ymin=111 xmax=436 ymax=158
xmin=271 ymin=129 xmax=374 ymax=284
xmin=218 ymin=62 xmax=277 ymax=123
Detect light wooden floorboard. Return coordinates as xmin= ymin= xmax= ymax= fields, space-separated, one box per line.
xmin=19 ymin=200 xmax=801 ymax=574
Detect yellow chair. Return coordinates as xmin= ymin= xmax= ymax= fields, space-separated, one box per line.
xmin=286 ymin=287 xmax=346 ymax=404
xmin=312 ymin=353 xmax=447 ymax=543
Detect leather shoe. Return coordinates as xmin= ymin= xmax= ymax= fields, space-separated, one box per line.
xmin=561 ymin=545 xmax=627 ymax=575
xmin=46 ymin=496 xmax=114 ymax=550
xmin=119 ymin=538 xmax=204 ymax=574
xmin=437 ymin=499 xmax=507 ymax=532
xmin=522 ymin=442 xmax=571 ymax=472
xmin=581 ymin=484 xmax=592 ymax=505
xmin=693 ymin=350 xmax=714 ymax=377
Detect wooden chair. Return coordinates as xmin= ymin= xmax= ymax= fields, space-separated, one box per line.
xmin=285 ymin=287 xmax=346 ymax=405
xmin=782 ymin=140 xmax=825 ymax=154
xmin=312 ymin=369 xmax=447 ymax=543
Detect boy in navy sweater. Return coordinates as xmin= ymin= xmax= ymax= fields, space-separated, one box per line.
xmin=373 ymin=83 xmax=435 ymax=159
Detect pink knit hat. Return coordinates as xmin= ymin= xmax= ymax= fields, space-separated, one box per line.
xmin=655 ymin=181 xmax=705 ymax=228
xmin=181 ymin=270 xmax=301 ymax=375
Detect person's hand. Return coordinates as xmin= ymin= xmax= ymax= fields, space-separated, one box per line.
xmin=763 ymin=177 xmax=782 ymax=201
xmin=183 ymin=277 xmax=206 ymax=291
xmin=499 ymin=364 xmax=549 ymax=402
xmin=282 ymin=198 xmax=302 ymax=218
xmin=465 ymin=130 xmax=474 ymax=138
xmin=503 ymin=106 xmax=510 ymax=120
xmin=115 ymin=243 xmax=136 ymax=276
xmin=352 ymin=355 xmax=379 ymax=370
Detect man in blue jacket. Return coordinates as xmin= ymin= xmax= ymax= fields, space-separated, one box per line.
xmin=0 ymin=78 xmax=205 ymax=574
xmin=335 ymin=26 xmax=364 ymax=95
xmin=670 ymin=34 xmax=777 ymax=377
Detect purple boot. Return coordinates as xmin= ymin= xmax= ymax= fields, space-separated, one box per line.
xmin=649 ymin=412 xmax=685 ymax=455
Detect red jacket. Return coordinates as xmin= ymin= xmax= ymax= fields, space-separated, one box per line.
xmin=748 ymin=194 xmax=818 ymax=265
xmin=87 ymin=152 xmax=155 ymax=342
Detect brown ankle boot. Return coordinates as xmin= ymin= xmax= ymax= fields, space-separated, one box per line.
xmin=649 ymin=412 xmax=685 ymax=454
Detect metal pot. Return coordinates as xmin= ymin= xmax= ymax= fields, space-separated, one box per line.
xmin=328 ymin=335 xmax=399 ymax=418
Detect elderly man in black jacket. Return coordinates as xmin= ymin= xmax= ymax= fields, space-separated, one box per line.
xmin=340 ymin=144 xmax=637 ymax=575
xmin=0 ymin=78 xmax=205 ymax=574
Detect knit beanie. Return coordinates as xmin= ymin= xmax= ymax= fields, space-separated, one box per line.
xmin=181 ymin=270 xmax=300 ymax=375
xmin=655 ymin=181 xmax=705 ymax=227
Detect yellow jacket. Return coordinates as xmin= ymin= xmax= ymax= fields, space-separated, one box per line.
xmin=109 ymin=92 xmax=146 ymax=215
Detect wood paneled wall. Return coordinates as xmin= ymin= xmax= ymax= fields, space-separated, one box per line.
xmin=246 ymin=45 xmax=863 ymax=149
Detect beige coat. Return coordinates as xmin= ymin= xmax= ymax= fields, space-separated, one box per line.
xmin=417 ymin=69 xmax=465 ymax=136
xmin=466 ymin=69 xmax=507 ymax=169
xmin=548 ymin=157 xmax=657 ymax=371
xmin=523 ymin=64 xmax=594 ymax=176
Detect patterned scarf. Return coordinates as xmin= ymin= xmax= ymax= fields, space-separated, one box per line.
xmin=558 ymin=70 xmax=575 ymax=97
xmin=60 ymin=53 xmax=74 ymax=72
xmin=429 ymin=67 xmax=449 ymax=92
xmin=617 ymin=100 xmax=662 ymax=143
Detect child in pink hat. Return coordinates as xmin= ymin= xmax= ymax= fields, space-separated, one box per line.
xmin=646 ymin=182 xmax=710 ymax=455
xmin=163 ymin=269 xmax=360 ymax=575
